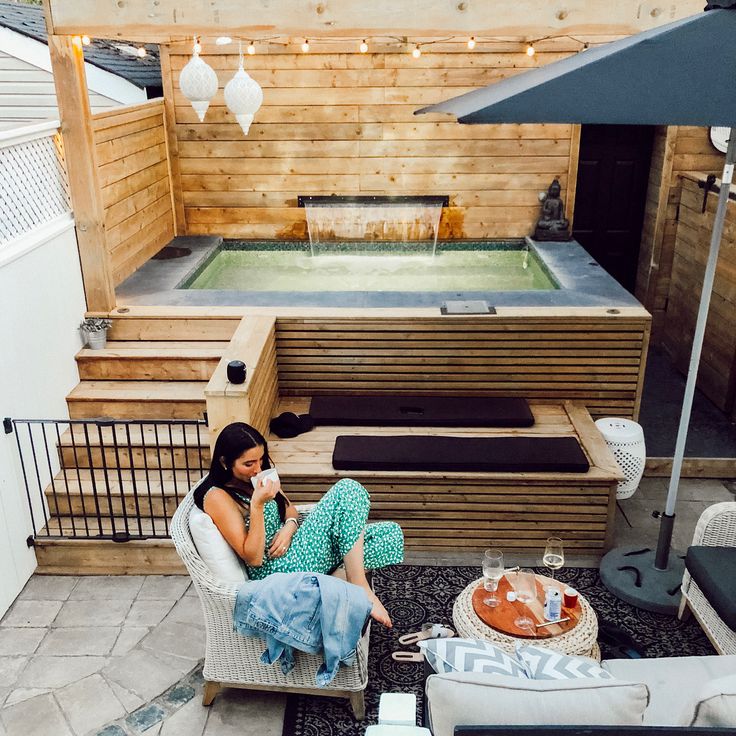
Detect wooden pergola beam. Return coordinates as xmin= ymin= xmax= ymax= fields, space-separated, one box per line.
xmin=45 ymin=0 xmax=704 ymax=41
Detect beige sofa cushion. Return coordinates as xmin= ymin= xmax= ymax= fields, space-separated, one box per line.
xmin=425 ymin=671 xmax=649 ymax=736
xmin=689 ymin=674 xmax=736 ymax=727
xmin=603 ymin=655 xmax=736 ymax=726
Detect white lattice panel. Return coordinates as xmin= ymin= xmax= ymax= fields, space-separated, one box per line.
xmin=0 ymin=132 xmax=70 ymax=246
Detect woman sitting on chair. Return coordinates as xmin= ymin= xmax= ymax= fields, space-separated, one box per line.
xmin=194 ymin=422 xmax=403 ymax=627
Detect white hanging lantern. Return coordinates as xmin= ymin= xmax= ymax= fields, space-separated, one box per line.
xmin=179 ymin=39 xmax=218 ymax=122
xmin=224 ymin=45 xmax=263 ymax=135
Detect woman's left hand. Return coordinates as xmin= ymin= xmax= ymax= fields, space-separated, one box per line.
xmin=268 ymin=525 xmax=295 ymax=558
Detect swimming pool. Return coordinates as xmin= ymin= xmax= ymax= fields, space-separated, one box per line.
xmin=180 ymin=240 xmax=559 ymax=292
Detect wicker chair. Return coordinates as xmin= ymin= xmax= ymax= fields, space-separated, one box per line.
xmin=678 ymin=501 xmax=736 ymax=655
xmin=170 ymin=489 xmax=370 ymax=718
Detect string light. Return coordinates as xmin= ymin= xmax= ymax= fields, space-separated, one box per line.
xmin=137 ymin=46 xmax=147 ymax=58
xmin=359 ymin=39 xmax=368 ymax=53
xmin=215 ymin=36 xmax=232 ymax=45
xmin=412 ymin=44 xmax=422 ymax=58
xmin=193 ymin=36 xmax=202 ymax=54
xmin=526 ymin=43 xmax=535 ymax=56
xmin=81 ymin=35 xmax=91 ymax=46
xmin=301 ymin=39 xmax=310 ymax=53
xmin=467 ymin=36 xmax=476 ymax=50
xmin=247 ymin=41 xmax=256 ymax=55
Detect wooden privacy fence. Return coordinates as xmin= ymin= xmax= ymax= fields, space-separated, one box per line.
xmin=91 ymin=99 xmax=175 ymax=285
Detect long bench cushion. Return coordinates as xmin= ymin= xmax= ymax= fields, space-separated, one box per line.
xmin=425 ymin=672 xmax=649 ymax=736
xmin=309 ymin=395 xmax=534 ymax=427
xmin=332 ymin=435 xmax=590 ymax=472
xmin=685 ymin=546 xmax=736 ymax=630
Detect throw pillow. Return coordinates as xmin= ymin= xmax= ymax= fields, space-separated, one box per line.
xmin=516 ymin=643 xmax=613 ymax=680
xmin=419 ymin=638 xmax=527 ymax=677
xmin=189 ymin=506 xmax=248 ymax=583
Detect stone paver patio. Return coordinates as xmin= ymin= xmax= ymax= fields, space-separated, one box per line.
xmin=0 ymin=477 xmax=733 ymax=736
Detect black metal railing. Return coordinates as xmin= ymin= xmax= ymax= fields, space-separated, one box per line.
xmin=7 ymin=418 xmax=208 ymax=541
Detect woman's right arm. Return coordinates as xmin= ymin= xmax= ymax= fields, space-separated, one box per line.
xmin=203 ymin=487 xmax=269 ymax=566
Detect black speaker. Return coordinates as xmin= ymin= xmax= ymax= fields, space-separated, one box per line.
xmin=227 ymin=360 xmax=246 ymax=384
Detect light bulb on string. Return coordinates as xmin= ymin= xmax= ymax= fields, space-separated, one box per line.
xmin=467 ymin=37 xmax=476 ymax=50
xmin=81 ymin=35 xmax=91 ymax=46
xmin=412 ymin=44 xmax=421 ymax=58
xmin=247 ymin=41 xmax=256 ymax=55
xmin=359 ymin=39 xmax=368 ymax=53
xmin=301 ymin=39 xmax=310 ymax=53
xmin=526 ymin=43 xmax=535 ymax=57
xmin=137 ymin=46 xmax=147 ymax=58
xmin=193 ymin=36 xmax=202 ymax=54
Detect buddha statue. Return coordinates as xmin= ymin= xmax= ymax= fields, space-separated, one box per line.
xmin=534 ymin=178 xmax=571 ymax=241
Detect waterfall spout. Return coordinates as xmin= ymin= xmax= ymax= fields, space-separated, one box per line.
xmin=299 ymin=195 xmax=448 ymax=257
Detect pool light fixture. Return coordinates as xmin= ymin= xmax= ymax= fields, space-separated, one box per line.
xmin=467 ymin=36 xmax=476 ymax=49
xmin=412 ymin=44 xmax=422 ymax=58
xmin=359 ymin=39 xmax=369 ymax=53
xmin=179 ymin=35 xmax=218 ymax=122
xmin=301 ymin=39 xmax=310 ymax=53
xmin=224 ymin=41 xmax=264 ymax=135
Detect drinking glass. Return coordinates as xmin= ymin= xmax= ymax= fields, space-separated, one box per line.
xmin=543 ymin=537 xmax=565 ymax=580
xmin=482 ymin=548 xmax=504 ymax=607
xmin=513 ymin=568 xmax=537 ymax=631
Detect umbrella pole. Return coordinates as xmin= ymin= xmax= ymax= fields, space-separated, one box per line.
xmin=654 ymin=128 xmax=736 ymax=571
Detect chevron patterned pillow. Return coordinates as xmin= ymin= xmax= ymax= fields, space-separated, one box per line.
xmin=418 ymin=638 xmax=527 ymax=677
xmin=515 ymin=644 xmax=614 ymax=680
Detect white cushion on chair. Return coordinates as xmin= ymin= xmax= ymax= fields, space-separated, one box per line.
xmin=189 ymin=506 xmax=247 ymax=583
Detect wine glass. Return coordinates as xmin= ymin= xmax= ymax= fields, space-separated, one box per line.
xmin=513 ymin=568 xmax=537 ymax=631
xmin=543 ymin=537 xmax=565 ymax=580
xmin=482 ymin=548 xmax=504 ymax=607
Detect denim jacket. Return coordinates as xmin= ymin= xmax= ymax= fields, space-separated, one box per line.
xmin=233 ymin=572 xmax=372 ymax=687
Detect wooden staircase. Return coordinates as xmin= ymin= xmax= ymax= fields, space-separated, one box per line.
xmin=34 ymin=321 xmax=236 ymax=573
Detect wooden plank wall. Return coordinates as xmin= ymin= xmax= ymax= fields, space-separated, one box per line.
xmin=274 ymin=312 xmax=651 ymax=420
xmin=662 ymin=175 xmax=736 ymax=415
xmin=637 ymin=126 xmax=725 ymax=341
xmin=91 ymin=99 xmax=175 ymax=285
xmin=163 ymin=39 xmax=582 ymax=240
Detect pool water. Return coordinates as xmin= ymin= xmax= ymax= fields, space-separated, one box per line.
xmin=182 ymin=241 xmax=559 ymax=292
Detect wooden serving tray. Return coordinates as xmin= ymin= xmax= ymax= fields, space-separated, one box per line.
xmin=471 ymin=573 xmax=581 ymax=639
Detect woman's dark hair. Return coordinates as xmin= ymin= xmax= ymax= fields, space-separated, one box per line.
xmin=194 ymin=422 xmax=286 ymax=521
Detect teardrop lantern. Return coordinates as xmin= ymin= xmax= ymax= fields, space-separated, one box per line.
xmin=178 ymin=38 xmax=218 ymax=122
xmin=224 ymin=46 xmax=263 ymax=135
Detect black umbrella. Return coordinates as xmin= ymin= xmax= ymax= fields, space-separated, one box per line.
xmin=417 ymin=3 xmax=736 ymax=614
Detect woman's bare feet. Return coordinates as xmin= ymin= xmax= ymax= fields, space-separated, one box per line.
xmin=362 ymin=585 xmax=392 ymax=627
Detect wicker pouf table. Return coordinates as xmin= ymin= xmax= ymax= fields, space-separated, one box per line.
xmin=453 ymin=576 xmax=601 ymax=661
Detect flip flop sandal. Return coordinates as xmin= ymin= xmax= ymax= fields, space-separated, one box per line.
xmin=391 ymin=650 xmax=424 ymax=663
xmin=398 ymin=623 xmax=455 ymax=646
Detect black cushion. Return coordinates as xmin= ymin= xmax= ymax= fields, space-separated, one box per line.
xmin=309 ymin=395 xmax=534 ymax=428
xmin=332 ymin=435 xmax=589 ymax=473
xmin=269 ymin=412 xmax=315 ymax=438
xmin=685 ymin=545 xmax=736 ymax=630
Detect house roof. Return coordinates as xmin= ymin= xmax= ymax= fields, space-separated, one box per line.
xmin=0 ymin=1 xmax=161 ymax=89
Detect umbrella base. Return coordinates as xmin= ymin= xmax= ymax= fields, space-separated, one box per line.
xmin=599 ymin=546 xmax=685 ymax=615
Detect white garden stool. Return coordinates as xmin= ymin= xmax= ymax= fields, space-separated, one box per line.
xmin=594 ymin=417 xmax=646 ymax=500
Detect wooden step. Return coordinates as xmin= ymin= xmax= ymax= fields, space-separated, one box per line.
xmin=34 ymin=537 xmax=185 ymax=575
xmin=43 ymin=468 xmax=199 ymax=517
xmin=66 ymin=381 xmax=207 ymax=419
xmin=76 ymin=341 xmax=226 ymax=381
xmin=58 ymin=424 xmax=210 ymax=470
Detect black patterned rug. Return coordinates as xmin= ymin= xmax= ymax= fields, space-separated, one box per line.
xmin=281 ymin=565 xmax=715 ymax=736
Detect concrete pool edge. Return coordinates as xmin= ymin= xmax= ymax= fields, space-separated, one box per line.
xmin=115 ymin=236 xmax=643 ymax=310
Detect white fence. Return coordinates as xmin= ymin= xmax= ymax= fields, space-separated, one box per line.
xmin=0 ymin=120 xmax=70 ymax=246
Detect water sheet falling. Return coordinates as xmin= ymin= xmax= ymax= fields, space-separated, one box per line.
xmin=299 ymin=195 xmax=448 ymax=257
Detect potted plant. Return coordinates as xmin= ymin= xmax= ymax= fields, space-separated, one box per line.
xmin=80 ymin=317 xmax=112 ymax=350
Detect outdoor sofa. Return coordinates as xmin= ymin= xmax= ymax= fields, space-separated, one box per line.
xmin=425 ymin=653 xmax=736 ymax=736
